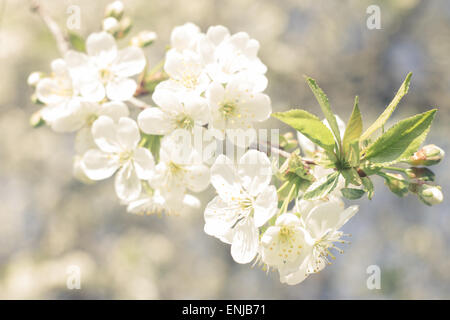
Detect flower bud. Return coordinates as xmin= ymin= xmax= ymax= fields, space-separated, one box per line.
xmin=282 ymin=153 xmax=314 ymax=184
xmin=105 ymin=1 xmax=124 ymax=20
xmin=279 ymin=132 xmax=297 ymax=150
xmin=102 ymin=17 xmax=120 ymax=34
xmin=405 ymin=167 xmax=435 ymax=182
xmin=418 ymin=185 xmax=443 ymax=206
xmin=384 ymin=173 xmax=409 ymax=197
xmin=29 ymin=110 xmax=45 ymax=128
xmin=30 ymin=93 xmax=44 ymax=105
xmin=407 ymin=144 xmax=445 ymax=166
xmin=27 ymin=72 xmax=44 ymax=87
xmin=117 ymin=16 xmax=132 ymax=39
xmin=130 ymin=31 xmax=157 ymax=48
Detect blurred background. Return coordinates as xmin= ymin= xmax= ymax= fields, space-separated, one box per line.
xmin=0 ymin=0 xmax=449 ymax=299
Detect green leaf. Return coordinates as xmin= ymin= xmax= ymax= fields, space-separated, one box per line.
xmin=272 ymin=109 xmax=336 ymax=153
xmin=343 ymin=96 xmax=362 ymax=151
xmin=341 ymin=168 xmax=362 ymax=186
xmin=361 ymin=177 xmax=374 ymax=199
xmin=346 ymin=140 xmax=360 ymax=167
xmin=140 ymin=133 xmax=162 ymax=163
xmin=68 ymin=31 xmax=86 ymax=52
xmin=305 ymin=76 xmax=341 ymax=146
xmin=303 ymin=171 xmax=340 ymax=200
xmin=363 ymin=109 xmax=437 ymax=164
xmin=341 ymin=188 xmax=365 ymax=200
xmin=360 ymin=72 xmax=412 ymax=141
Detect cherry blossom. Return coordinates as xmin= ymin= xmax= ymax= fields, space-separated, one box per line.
xmin=81 ymin=116 xmax=155 ymax=201
xmin=204 ymin=150 xmax=277 ymax=263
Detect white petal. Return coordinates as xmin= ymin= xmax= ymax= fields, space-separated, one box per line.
xmin=92 ymin=115 xmax=121 ymax=153
xmin=183 ymin=194 xmax=201 ymax=209
xmin=210 ymin=154 xmax=241 ymax=202
xmin=152 ymin=88 xmax=183 ymax=112
xmin=280 ymin=261 xmax=310 ymax=285
xmin=170 ymin=23 xmax=200 ymax=51
xmin=117 ymin=117 xmax=140 ymax=151
xmin=50 ymin=100 xmax=86 ymax=132
xmin=206 ymin=81 xmax=225 ymax=106
xmin=36 ymin=78 xmax=70 ymax=105
xmin=106 ymin=77 xmax=137 ymax=101
xmin=99 ymin=101 xmax=130 ymax=121
xmin=183 ymin=96 xmax=209 ymax=125
xmin=112 ymin=46 xmax=146 ymax=77
xmin=204 ymin=196 xmax=237 ymax=243
xmin=275 ymin=213 xmax=301 ymax=227
xmin=73 ymin=155 xmax=94 ymax=184
xmin=82 ymin=149 xmax=120 ymax=180
xmin=305 ymin=201 xmax=358 ymax=238
xmin=260 ymin=226 xmax=282 ymax=266
xmin=114 ymin=162 xmax=141 ymax=201
xmin=253 ymin=185 xmax=277 ymax=227
xmin=240 ymin=93 xmax=271 ymax=122
xmin=137 ymin=107 xmax=175 ymax=135
xmin=206 ymin=25 xmax=230 ymax=45
xmin=183 ymin=164 xmax=210 ymax=192
xmin=126 ymin=196 xmax=154 ymax=215
xmin=238 ymin=150 xmax=272 ymax=196
xmin=133 ymin=147 xmax=155 ymax=180
xmin=80 ymin=79 xmax=105 ymax=102
xmin=64 ymin=50 xmax=89 ymax=70
xmin=86 ymin=32 xmax=117 ymax=65
xmin=231 ymin=217 xmax=259 ymax=264
xmin=64 ymin=51 xmax=91 ymax=83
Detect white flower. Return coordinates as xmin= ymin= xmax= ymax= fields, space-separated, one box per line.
xmin=65 ymin=32 xmax=146 ymax=102
xmin=207 ymin=71 xmax=271 ymax=141
xmin=35 ymin=59 xmax=81 ymax=124
xmin=50 ymin=100 xmax=129 ymax=133
xmin=81 ymin=116 xmax=155 ymax=201
xmin=170 ymin=23 xmax=202 ymax=52
xmin=156 ymin=49 xmax=210 ymax=98
xmin=200 ymin=26 xmax=267 ymax=83
xmin=204 ymin=150 xmax=277 ymax=264
xmin=149 ymin=134 xmax=210 ymax=201
xmin=280 ymin=196 xmax=358 ymax=285
xmin=126 ymin=190 xmax=200 ymax=216
xmin=137 ymin=88 xmax=208 ymax=135
xmin=36 ymin=59 xmax=76 ymax=106
xmin=260 ymin=213 xmax=313 ymax=283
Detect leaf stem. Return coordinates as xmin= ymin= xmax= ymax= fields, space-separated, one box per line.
xmin=383 ymin=166 xmax=408 ymax=173
xmin=278 ymin=183 xmax=296 ymax=216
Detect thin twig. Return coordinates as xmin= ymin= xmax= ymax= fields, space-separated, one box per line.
xmin=30 ymin=0 xmax=68 ymax=55
xmin=128 ymin=97 xmax=150 ymax=109
xmin=250 ymin=140 xmax=316 ymax=166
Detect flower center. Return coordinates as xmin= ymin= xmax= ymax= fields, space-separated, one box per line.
xmin=219 ymin=101 xmax=239 ymax=119
xmin=180 ymin=73 xmax=199 ymax=89
xmin=168 ymin=161 xmax=184 ymax=175
xmin=86 ymin=114 xmax=98 ymax=126
xmin=99 ymin=68 xmax=112 ymax=83
xmin=268 ymin=227 xmax=303 ymax=263
xmin=119 ymin=150 xmax=133 ymax=164
xmin=176 ymin=114 xmax=194 ymax=130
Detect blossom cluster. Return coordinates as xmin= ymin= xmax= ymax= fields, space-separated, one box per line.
xmin=28 ymin=1 xmax=444 ymax=286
